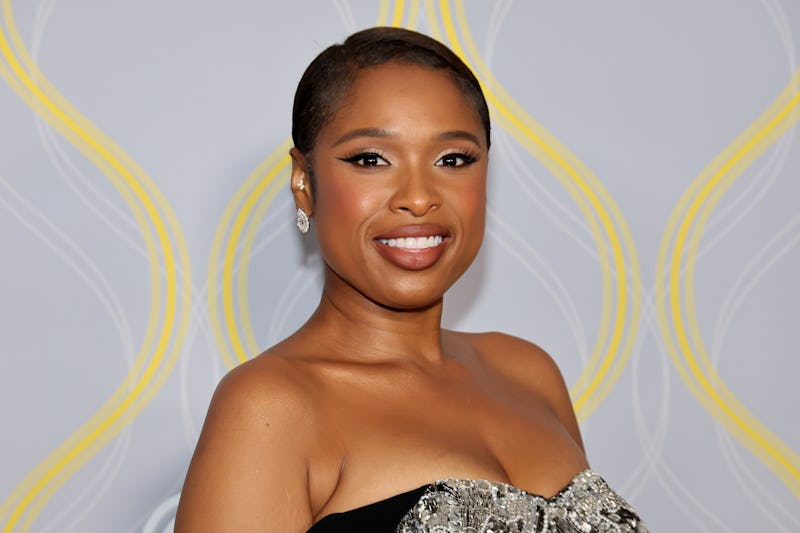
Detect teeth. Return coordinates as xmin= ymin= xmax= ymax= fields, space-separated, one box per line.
xmin=378 ymin=235 xmax=444 ymax=249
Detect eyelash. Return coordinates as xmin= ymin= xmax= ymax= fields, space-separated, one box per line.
xmin=435 ymin=151 xmax=479 ymax=168
xmin=337 ymin=151 xmax=480 ymax=168
xmin=337 ymin=151 xmax=388 ymax=167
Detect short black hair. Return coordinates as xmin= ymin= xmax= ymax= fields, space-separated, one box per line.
xmin=291 ymin=26 xmax=491 ymax=156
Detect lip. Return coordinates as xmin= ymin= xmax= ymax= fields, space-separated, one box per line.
xmin=373 ymin=224 xmax=451 ymax=271
xmin=374 ymin=223 xmax=450 ymax=240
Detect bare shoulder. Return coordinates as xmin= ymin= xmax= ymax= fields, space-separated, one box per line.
xmin=460 ymin=331 xmax=585 ymax=451
xmin=464 ymin=331 xmax=563 ymax=388
xmin=175 ymin=354 xmax=320 ymax=532
xmin=209 ymin=353 xmax=319 ymax=428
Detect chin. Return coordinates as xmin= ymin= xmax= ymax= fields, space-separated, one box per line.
xmin=367 ymin=281 xmax=451 ymax=312
xmin=374 ymin=296 xmax=443 ymax=313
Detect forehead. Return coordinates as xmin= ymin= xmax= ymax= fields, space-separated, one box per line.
xmin=317 ymin=62 xmax=485 ymax=146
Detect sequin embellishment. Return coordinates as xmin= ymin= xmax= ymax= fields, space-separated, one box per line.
xmin=395 ymin=470 xmax=647 ymax=532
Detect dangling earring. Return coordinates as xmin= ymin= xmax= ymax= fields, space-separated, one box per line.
xmin=296 ymin=208 xmax=310 ymax=234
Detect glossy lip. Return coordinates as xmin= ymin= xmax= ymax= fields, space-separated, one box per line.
xmin=373 ymin=223 xmax=451 ymax=271
xmin=374 ymin=223 xmax=450 ymax=240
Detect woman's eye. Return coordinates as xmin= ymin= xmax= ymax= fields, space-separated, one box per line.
xmin=435 ymin=153 xmax=477 ymax=167
xmin=338 ymin=152 xmax=390 ymax=167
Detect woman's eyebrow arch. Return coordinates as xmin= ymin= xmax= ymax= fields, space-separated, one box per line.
xmin=330 ymin=128 xmax=482 ymax=148
xmin=331 ymin=127 xmax=393 ymax=147
xmin=438 ymin=130 xmax=482 ymax=145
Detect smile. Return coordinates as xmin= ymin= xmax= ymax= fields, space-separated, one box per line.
xmin=376 ymin=236 xmax=444 ymax=249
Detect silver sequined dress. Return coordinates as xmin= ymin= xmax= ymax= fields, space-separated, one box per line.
xmin=396 ymin=470 xmax=647 ymax=532
xmin=307 ymin=469 xmax=647 ymax=532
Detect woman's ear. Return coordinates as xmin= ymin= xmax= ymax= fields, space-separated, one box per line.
xmin=289 ymin=147 xmax=313 ymax=216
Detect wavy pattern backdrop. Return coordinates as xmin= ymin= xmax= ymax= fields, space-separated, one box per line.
xmin=1 ymin=1 xmax=798 ymax=531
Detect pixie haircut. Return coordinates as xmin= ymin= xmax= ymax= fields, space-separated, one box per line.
xmin=291 ymin=26 xmax=491 ymax=156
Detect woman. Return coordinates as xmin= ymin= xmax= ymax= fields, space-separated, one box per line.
xmin=176 ymin=27 xmax=646 ymax=532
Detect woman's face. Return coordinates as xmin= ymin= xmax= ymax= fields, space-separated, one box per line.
xmin=296 ymin=62 xmax=488 ymax=310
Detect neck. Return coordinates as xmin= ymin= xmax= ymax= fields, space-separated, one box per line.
xmin=302 ymin=266 xmax=447 ymax=365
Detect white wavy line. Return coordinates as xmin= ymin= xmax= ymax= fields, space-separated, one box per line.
xmin=141 ymin=493 xmax=180 ymax=533
xmin=639 ymin=172 xmax=796 ymax=523
xmin=234 ymin=196 xmax=322 ymax=347
xmin=625 ymin=289 xmax=670 ymax=498
xmin=6 ymin=3 xmax=156 ymax=529
xmin=0 ymin=176 xmax=148 ymax=530
xmin=0 ymin=177 xmax=136 ymax=365
xmin=28 ymin=0 xmax=197 ymax=297
xmin=29 ymin=0 xmax=138 ymax=365
xmin=493 ymin=110 xmax=599 ymax=258
xmin=34 ymin=112 xmax=144 ymax=242
xmin=712 ymin=214 xmax=800 ymax=364
xmin=484 ymin=0 xmax=644 ymax=470
xmin=266 ymin=254 xmax=322 ymax=347
xmin=631 ymin=318 xmax=730 ymax=531
xmin=333 ymin=0 xmax=358 ymax=33
xmin=653 ymin=462 xmax=732 ymax=532
xmin=629 ymin=296 xmax=731 ymax=530
xmin=486 ymin=207 xmax=589 ymax=366
xmin=30 ymin=1 xmax=142 ymax=240
xmin=483 ymin=7 xmax=613 ymax=260
xmin=718 ymin=427 xmax=797 ymax=531
xmin=28 ymin=116 xmax=141 ymax=360
xmin=228 ymin=195 xmax=292 ymax=348
xmin=178 ymin=290 xmax=223 ymax=446
xmin=671 ymin=0 xmax=800 ymax=517
xmin=178 ymin=296 xmax=219 ymax=446
xmin=485 ymin=0 xmax=514 ymax=73
xmin=700 ymin=0 xmax=796 ymax=241
xmin=38 ymin=423 xmax=134 ymax=533
xmin=177 ymin=195 xmax=293 ymax=445
xmin=760 ymin=0 xmax=798 ymax=78
xmin=709 ymin=214 xmax=800 ymax=527
xmin=23 ymin=11 xmax=205 ymax=533
xmin=698 ymin=115 xmax=793 ymax=257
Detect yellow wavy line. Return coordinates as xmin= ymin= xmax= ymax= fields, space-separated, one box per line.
xmin=377 ymin=0 xmax=391 ymax=26
xmin=408 ymin=0 xmax=422 ymax=30
xmin=390 ymin=0 xmax=406 ymax=26
xmin=213 ymin=3 xmax=412 ymax=369
xmin=233 ymin=157 xmax=292 ymax=357
xmin=442 ymin=0 xmax=641 ymax=420
xmin=423 ymin=0 xmax=442 ymax=40
xmin=657 ymin=70 xmax=800 ymax=497
xmin=0 ymin=6 xmax=162 ymax=414
xmin=680 ymin=81 xmax=800 ymax=491
xmin=0 ymin=1 xmax=192 ymax=529
xmin=450 ymin=0 xmax=641 ymax=418
xmin=0 ymin=19 xmax=164 ymax=530
xmin=238 ymin=167 xmax=292 ymax=350
xmin=441 ymin=0 xmax=606 ymax=398
xmin=208 ymin=140 xmax=292 ymax=369
xmin=221 ymin=155 xmax=291 ymax=364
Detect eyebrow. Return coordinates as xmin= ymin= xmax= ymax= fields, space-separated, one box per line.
xmin=331 ymin=128 xmax=392 ymax=147
xmin=438 ymin=130 xmax=483 ymax=146
xmin=331 ymin=128 xmax=483 ymax=148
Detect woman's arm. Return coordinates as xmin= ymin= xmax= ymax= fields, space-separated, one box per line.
xmin=175 ymin=360 xmax=315 ymax=532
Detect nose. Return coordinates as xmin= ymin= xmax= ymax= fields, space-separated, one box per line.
xmin=389 ymin=163 xmax=441 ymax=217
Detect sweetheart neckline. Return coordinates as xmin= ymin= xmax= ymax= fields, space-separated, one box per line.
xmin=434 ymin=468 xmax=597 ymax=501
xmin=311 ymin=468 xmax=597 ymax=526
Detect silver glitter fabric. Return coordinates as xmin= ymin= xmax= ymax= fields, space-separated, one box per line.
xmin=395 ymin=470 xmax=647 ymax=533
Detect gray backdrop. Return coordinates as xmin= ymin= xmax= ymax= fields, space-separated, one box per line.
xmin=1 ymin=1 xmax=798 ymax=531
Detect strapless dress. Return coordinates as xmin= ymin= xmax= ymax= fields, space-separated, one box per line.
xmin=306 ymin=469 xmax=647 ymax=532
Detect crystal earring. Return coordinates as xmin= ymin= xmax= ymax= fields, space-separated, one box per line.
xmin=296 ymin=208 xmax=310 ymax=234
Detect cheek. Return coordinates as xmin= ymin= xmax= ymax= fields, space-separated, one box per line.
xmin=313 ymin=175 xmax=384 ymax=236
xmin=459 ymin=180 xmax=487 ymax=229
